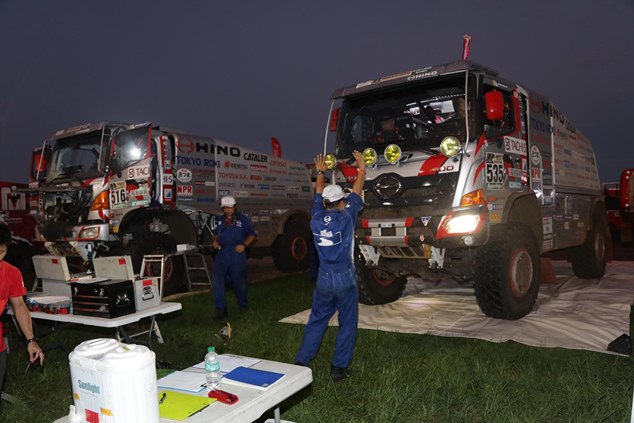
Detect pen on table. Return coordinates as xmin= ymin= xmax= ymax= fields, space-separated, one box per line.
xmin=159 ymin=392 xmax=167 ymax=404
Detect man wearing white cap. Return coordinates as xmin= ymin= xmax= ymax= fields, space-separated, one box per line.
xmin=295 ymin=150 xmax=365 ymax=382
xmin=211 ymin=195 xmax=257 ymax=320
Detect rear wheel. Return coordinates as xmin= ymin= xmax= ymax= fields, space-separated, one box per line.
xmin=128 ymin=232 xmax=185 ymax=296
xmin=272 ymin=223 xmax=311 ymax=272
xmin=357 ymin=259 xmax=407 ymax=305
xmin=474 ymin=224 xmax=540 ymax=320
xmin=570 ymin=211 xmax=608 ymax=279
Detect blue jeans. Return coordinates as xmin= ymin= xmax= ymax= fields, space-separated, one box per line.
xmin=212 ymin=249 xmax=248 ymax=310
xmin=295 ymin=264 xmax=358 ymax=369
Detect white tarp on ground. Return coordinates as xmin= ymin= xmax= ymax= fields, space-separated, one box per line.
xmin=280 ymin=261 xmax=634 ymax=355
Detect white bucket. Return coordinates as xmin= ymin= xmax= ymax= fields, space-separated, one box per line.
xmin=69 ymin=338 xmax=159 ymax=423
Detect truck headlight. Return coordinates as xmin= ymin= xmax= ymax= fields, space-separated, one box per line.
xmin=443 ymin=214 xmax=480 ymax=234
xmin=362 ymin=148 xmax=378 ymax=166
xmin=324 ymin=153 xmax=338 ymax=170
xmin=436 ymin=208 xmax=487 ymax=240
xmin=384 ymin=144 xmax=401 ymax=164
xmin=440 ymin=136 xmax=461 ymax=158
xmin=78 ymin=226 xmax=100 ymax=240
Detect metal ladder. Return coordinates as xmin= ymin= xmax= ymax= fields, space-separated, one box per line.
xmin=136 ymin=254 xmax=168 ymax=345
xmin=181 ymin=249 xmax=213 ymax=291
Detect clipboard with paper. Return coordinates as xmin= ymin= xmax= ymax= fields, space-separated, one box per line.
xmin=158 ymin=390 xmax=216 ymax=421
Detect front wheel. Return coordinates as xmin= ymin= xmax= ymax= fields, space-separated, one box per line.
xmin=357 ymin=258 xmax=407 ymax=305
xmin=474 ymin=224 xmax=540 ymax=320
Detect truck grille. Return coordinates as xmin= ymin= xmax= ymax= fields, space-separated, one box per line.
xmin=362 ymin=172 xmax=458 ymax=215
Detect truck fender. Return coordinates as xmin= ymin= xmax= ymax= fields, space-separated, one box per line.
xmin=274 ymin=209 xmax=311 ymax=236
xmin=501 ymin=192 xmax=543 ymax=253
xmin=118 ymin=208 xmax=198 ymax=246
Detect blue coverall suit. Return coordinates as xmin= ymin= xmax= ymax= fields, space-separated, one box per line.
xmin=295 ymin=192 xmax=364 ymax=369
xmin=212 ymin=212 xmax=257 ymax=310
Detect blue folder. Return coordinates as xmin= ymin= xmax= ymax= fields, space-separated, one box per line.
xmin=223 ymin=366 xmax=284 ymax=389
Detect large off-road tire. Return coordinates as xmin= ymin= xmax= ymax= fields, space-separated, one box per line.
xmin=128 ymin=232 xmax=185 ymax=297
xmin=357 ymin=260 xmax=407 ymax=305
xmin=570 ymin=211 xmax=608 ymax=279
xmin=474 ymin=224 xmax=540 ymax=320
xmin=272 ymin=223 xmax=311 ymax=273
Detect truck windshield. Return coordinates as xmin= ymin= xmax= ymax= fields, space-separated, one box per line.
xmin=335 ymin=76 xmax=476 ymax=157
xmin=110 ymin=126 xmax=150 ymax=174
xmin=47 ymin=132 xmax=104 ymax=183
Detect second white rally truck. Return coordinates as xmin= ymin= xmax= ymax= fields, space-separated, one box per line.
xmin=322 ymin=60 xmax=608 ymax=319
xmin=32 ymin=122 xmax=313 ymax=295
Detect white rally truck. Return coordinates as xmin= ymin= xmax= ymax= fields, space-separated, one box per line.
xmin=323 ymin=60 xmax=607 ymax=319
xmin=32 ymin=122 xmax=313 ymax=295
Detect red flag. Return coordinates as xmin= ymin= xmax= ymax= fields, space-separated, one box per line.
xmin=271 ymin=137 xmax=282 ymax=158
xmin=462 ymin=34 xmax=471 ymax=60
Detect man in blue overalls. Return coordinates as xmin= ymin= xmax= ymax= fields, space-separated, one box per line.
xmin=212 ymin=196 xmax=257 ymax=320
xmin=295 ymin=150 xmax=365 ymax=381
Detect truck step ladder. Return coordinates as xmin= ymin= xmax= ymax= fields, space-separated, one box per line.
xmin=181 ymin=248 xmax=213 ymax=291
xmin=141 ymin=248 xmax=212 ymax=293
xmin=135 ymin=254 xmax=168 ymax=347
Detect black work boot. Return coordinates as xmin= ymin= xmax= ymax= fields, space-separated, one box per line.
xmin=213 ymin=308 xmax=227 ymax=320
xmin=330 ymin=366 xmax=350 ymax=382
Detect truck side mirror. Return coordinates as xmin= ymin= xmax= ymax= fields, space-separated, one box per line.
xmin=484 ymin=90 xmax=505 ymax=121
xmin=31 ymin=147 xmax=50 ymax=183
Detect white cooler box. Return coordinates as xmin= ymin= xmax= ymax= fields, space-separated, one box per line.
xmin=69 ymin=338 xmax=159 ymax=423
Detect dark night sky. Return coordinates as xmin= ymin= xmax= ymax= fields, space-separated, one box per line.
xmin=1 ymin=1 xmax=632 ymax=183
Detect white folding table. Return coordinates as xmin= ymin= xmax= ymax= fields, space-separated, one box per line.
xmin=54 ymin=356 xmax=312 ymax=423
xmin=9 ymin=302 xmax=182 ymax=352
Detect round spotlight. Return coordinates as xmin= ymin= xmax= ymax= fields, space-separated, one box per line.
xmin=324 ymin=153 xmax=338 ymax=170
xmin=362 ymin=148 xmax=378 ymax=166
xmin=384 ymin=144 xmax=402 ymax=164
xmin=440 ymin=136 xmax=461 ymax=158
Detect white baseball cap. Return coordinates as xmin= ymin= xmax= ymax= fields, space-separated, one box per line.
xmin=322 ymin=184 xmax=345 ymax=203
xmin=220 ymin=196 xmax=236 ymax=207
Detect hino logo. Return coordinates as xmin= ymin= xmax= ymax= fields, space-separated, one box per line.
xmin=373 ymin=174 xmax=403 ymax=200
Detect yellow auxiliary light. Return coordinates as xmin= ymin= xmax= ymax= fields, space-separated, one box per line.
xmin=384 ymin=144 xmax=402 ymax=164
xmin=362 ymin=148 xmax=378 ymax=166
xmin=440 ymin=136 xmax=461 ymax=158
xmin=324 ymin=153 xmax=338 ymax=170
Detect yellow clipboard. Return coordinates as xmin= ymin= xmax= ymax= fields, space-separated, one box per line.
xmin=158 ymin=390 xmax=216 ymax=421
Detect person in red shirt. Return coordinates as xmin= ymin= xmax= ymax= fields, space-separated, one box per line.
xmin=0 ymin=224 xmax=44 ymax=391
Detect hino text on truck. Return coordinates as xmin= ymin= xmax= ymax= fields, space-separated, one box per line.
xmin=31 ymin=122 xmax=313 ymax=295
xmin=322 ymin=60 xmax=608 ymax=319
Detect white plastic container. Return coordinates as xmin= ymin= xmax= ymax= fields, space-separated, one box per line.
xmin=69 ymin=338 xmax=159 ymax=423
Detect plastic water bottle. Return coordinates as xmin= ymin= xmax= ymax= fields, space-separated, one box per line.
xmin=204 ymin=346 xmax=221 ymax=390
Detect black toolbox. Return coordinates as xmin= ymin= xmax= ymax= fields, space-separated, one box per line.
xmin=71 ymin=279 xmax=136 ymax=318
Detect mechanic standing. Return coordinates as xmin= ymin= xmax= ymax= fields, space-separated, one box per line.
xmin=295 ymin=150 xmax=365 ymax=381
xmin=212 ymin=196 xmax=257 ymax=320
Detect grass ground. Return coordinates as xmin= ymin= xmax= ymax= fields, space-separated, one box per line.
xmin=1 ymin=271 xmax=632 ymax=422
